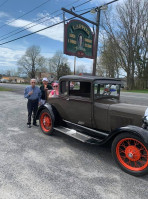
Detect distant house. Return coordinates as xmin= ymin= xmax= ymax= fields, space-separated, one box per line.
xmin=1 ymin=76 xmax=25 ymax=83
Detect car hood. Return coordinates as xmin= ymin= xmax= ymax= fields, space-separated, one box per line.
xmin=109 ymin=103 xmax=147 ymax=130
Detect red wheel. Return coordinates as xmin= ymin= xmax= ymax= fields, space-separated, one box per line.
xmin=112 ymin=133 xmax=148 ymax=176
xmin=39 ymin=109 xmax=54 ymax=135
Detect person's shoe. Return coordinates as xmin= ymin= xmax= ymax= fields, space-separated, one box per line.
xmin=28 ymin=124 xmax=31 ymax=128
xmin=33 ymin=123 xmax=39 ymax=127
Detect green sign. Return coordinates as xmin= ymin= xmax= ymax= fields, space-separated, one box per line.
xmin=64 ymin=20 xmax=94 ymax=59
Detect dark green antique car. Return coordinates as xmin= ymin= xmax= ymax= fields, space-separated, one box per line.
xmin=36 ymin=75 xmax=148 ymax=176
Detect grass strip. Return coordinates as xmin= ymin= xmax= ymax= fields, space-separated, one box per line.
xmin=0 ymin=86 xmax=14 ymax=91
xmin=122 ymin=89 xmax=148 ymax=94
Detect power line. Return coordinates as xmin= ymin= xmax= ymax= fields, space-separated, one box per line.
xmin=0 ymin=0 xmax=8 ymax=8
xmin=0 ymin=0 xmax=83 ymax=40
xmin=0 ymin=9 xmax=92 ymax=46
xmin=76 ymin=7 xmax=94 ymax=13
xmin=0 ymin=0 xmax=91 ymax=42
xmin=0 ymin=0 xmax=51 ymax=29
xmin=74 ymin=0 xmax=92 ymax=9
xmin=0 ymin=13 xmax=63 ymax=42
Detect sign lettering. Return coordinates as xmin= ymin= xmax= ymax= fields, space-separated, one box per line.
xmin=64 ymin=20 xmax=94 ymax=59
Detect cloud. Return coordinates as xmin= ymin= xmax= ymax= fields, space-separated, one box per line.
xmin=0 ymin=11 xmax=9 ymax=18
xmin=8 ymin=15 xmax=64 ymax=42
xmin=90 ymin=0 xmax=124 ymax=7
xmin=0 ymin=46 xmax=93 ymax=73
xmin=68 ymin=56 xmax=93 ymax=73
xmin=0 ymin=47 xmax=25 ymax=71
xmin=90 ymin=0 xmax=106 ymax=6
xmin=2 ymin=13 xmax=93 ymax=73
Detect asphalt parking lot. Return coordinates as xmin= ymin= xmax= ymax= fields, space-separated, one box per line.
xmin=0 ymin=91 xmax=148 ymax=199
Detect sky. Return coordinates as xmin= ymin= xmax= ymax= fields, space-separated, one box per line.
xmin=0 ymin=0 xmax=121 ymax=74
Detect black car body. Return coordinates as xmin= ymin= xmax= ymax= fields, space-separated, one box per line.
xmin=36 ymin=75 xmax=148 ymax=176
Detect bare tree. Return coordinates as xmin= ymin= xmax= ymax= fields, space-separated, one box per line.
xmin=17 ymin=45 xmax=47 ymax=78
xmin=6 ymin=69 xmax=19 ymax=77
xmin=75 ymin=64 xmax=88 ymax=75
xmin=101 ymin=0 xmax=148 ymax=89
xmin=98 ymin=37 xmax=120 ymax=78
xmin=49 ymin=51 xmax=70 ymax=79
xmin=37 ymin=56 xmax=48 ymax=73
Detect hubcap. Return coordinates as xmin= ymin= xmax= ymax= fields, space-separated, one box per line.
xmin=128 ymin=153 xmax=133 ymax=158
xmin=43 ymin=116 xmax=51 ymax=127
xmin=125 ymin=146 xmax=141 ymax=161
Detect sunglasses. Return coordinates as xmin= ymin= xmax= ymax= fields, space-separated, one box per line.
xmin=31 ymin=82 xmax=36 ymax=83
xmin=53 ymin=85 xmax=58 ymax=87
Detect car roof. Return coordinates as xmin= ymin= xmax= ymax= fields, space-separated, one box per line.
xmin=60 ymin=75 xmax=122 ymax=84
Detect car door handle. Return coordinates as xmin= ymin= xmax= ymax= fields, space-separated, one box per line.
xmin=66 ymin=98 xmax=69 ymax=101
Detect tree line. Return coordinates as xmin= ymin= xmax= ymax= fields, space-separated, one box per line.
xmin=97 ymin=0 xmax=148 ymax=89
xmin=17 ymin=46 xmax=88 ymax=80
xmin=17 ymin=46 xmax=71 ymax=80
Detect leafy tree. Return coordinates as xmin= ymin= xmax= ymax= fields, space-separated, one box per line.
xmin=57 ymin=63 xmax=71 ymax=79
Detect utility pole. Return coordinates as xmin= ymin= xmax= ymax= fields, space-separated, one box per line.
xmin=92 ymin=0 xmax=119 ymax=76
xmin=74 ymin=56 xmax=76 ymax=75
xmin=92 ymin=9 xmax=100 ymax=76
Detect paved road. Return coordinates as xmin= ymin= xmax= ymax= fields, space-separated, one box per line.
xmin=0 ymin=83 xmax=29 ymax=94
xmin=0 ymin=83 xmax=148 ymax=106
xmin=120 ymin=92 xmax=148 ymax=106
xmin=0 ymin=92 xmax=148 ymax=198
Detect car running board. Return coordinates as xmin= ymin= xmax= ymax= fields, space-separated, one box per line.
xmin=53 ymin=126 xmax=103 ymax=144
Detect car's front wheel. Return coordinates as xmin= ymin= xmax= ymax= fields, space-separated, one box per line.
xmin=112 ymin=133 xmax=148 ymax=176
xmin=39 ymin=109 xmax=54 ymax=135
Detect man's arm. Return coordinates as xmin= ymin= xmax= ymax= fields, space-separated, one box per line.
xmin=24 ymin=87 xmax=33 ymax=99
xmin=24 ymin=87 xmax=30 ymax=99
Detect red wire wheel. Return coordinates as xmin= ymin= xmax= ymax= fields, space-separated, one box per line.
xmin=39 ymin=110 xmax=53 ymax=135
xmin=112 ymin=133 xmax=148 ymax=176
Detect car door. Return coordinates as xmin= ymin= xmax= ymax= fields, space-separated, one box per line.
xmin=58 ymin=80 xmax=92 ymax=128
xmin=93 ymin=81 xmax=120 ymax=132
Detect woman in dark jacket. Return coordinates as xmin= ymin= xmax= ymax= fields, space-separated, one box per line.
xmin=40 ymin=77 xmax=52 ymax=104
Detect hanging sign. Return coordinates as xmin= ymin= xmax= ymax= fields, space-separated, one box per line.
xmin=64 ymin=20 xmax=94 ymax=59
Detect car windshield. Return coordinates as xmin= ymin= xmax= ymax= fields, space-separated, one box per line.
xmin=94 ymin=82 xmax=120 ymax=99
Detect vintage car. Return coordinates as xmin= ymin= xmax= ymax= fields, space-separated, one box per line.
xmin=36 ymin=75 xmax=148 ymax=176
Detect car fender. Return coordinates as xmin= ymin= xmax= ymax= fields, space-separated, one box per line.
xmin=107 ymin=125 xmax=148 ymax=145
xmin=36 ymin=103 xmax=55 ymax=122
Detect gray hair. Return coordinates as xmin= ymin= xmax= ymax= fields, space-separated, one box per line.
xmin=30 ymin=79 xmax=36 ymax=82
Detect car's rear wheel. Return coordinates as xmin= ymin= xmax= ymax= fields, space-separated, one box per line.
xmin=39 ymin=109 xmax=54 ymax=135
xmin=112 ymin=133 xmax=148 ymax=176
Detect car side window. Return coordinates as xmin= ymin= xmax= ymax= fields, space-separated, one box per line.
xmin=60 ymin=81 xmax=68 ymax=96
xmin=94 ymin=83 xmax=120 ymax=98
xmin=69 ymin=81 xmax=91 ymax=98
xmin=101 ymin=84 xmax=119 ymax=96
xmin=70 ymin=81 xmax=80 ymax=90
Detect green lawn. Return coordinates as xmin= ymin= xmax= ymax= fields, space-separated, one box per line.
xmin=122 ymin=89 xmax=148 ymax=94
xmin=0 ymin=86 xmax=13 ymax=91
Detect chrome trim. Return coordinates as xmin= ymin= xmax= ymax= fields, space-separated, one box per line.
xmin=63 ymin=119 xmax=108 ymax=137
